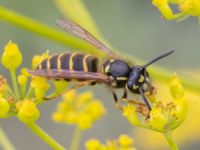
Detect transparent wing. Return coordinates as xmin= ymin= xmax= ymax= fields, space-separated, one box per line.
xmin=28 ymin=69 xmax=109 ymax=83
xmin=56 ymin=19 xmax=116 ymax=58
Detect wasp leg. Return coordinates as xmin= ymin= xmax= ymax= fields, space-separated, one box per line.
xmin=139 ymin=88 xmax=152 ymax=111
xmin=122 ymin=89 xmax=127 ymax=99
xmin=44 ymin=81 xmax=94 ymax=100
xmin=108 ymin=88 xmax=123 ymax=110
xmin=122 ymin=99 xmax=145 ymax=106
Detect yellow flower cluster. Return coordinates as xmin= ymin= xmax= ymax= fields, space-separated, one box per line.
xmin=85 ymin=134 xmax=136 ymax=150
xmin=152 ymin=0 xmax=200 ymax=21
xmin=16 ymin=99 xmax=40 ymax=123
xmin=122 ymin=74 xmax=187 ymax=132
xmin=52 ymin=90 xmax=106 ymax=130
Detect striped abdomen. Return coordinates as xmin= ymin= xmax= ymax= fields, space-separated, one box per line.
xmin=36 ymin=53 xmax=99 ymax=73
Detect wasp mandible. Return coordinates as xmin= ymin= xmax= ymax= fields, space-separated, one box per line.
xmin=28 ymin=20 xmax=174 ymax=111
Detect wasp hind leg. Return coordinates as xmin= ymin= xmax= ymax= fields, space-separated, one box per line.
xmin=44 ymin=81 xmax=94 ymax=100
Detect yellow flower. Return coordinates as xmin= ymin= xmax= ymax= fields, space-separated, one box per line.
xmin=86 ymin=100 xmax=106 ymax=120
xmin=122 ymin=104 xmax=140 ymax=126
xmin=123 ymin=74 xmax=186 ymax=133
xmin=76 ymin=112 xmax=93 ymax=129
xmin=147 ymin=107 xmax=168 ymax=131
xmin=17 ymin=99 xmax=40 ymax=123
xmin=0 ymin=97 xmax=10 ymax=118
xmin=2 ymin=41 xmax=22 ymax=70
xmin=31 ymin=51 xmax=49 ymax=69
xmin=31 ymin=77 xmax=50 ymax=99
xmin=118 ymin=134 xmax=134 ymax=147
xmin=152 ymin=0 xmax=200 ymax=21
xmin=169 ymin=74 xmax=184 ymax=98
xmin=85 ymin=139 xmax=102 ymax=150
xmin=85 ymin=135 xmax=136 ymax=150
xmin=52 ymin=112 xmax=65 ymax=123
xmin=52 ymin=90 xmax=106 ymax=130
xmin=179 ymin=0 xmax=200 ymax=16
xmin=131 ymin=78 xmax=196 ymax=150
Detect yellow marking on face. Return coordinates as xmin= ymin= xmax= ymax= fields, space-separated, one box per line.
xmin=132 ymin=84 xmax=138 ymax=90
xmin=138 ymin=75 xmax=145 ymax=83
xmin=104 ymin=65 xmax=110 ymax=73
xmin=83 ymin=54 xmax=91 ymax=72
xmin=116 ymin=77 xmax=128 ymax=80
xmin=143 ymin=83 xmax=149 ymax=91
xmin=47 ymin=56 xmax=52 ymax=70
xmin=69 ymin=53 xmax=77 ymax=70
xmin=109 ymin=59 xmax=115 ymax=63
xmin=145 ymin=77 xmax=151 ymax=83
xmin=57 ymin=53 xmax=64 ymax=70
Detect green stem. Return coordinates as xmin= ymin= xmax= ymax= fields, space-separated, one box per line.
xmin=25 ymin=123 xmax=66 ymax=150
xmin=164 ymin=131 xmax=179 ymax=150
xmin=25 ymin=87 xmax=34 ymax=98
xmin=10 ymin=69 xmax=19 ymax=99
xmin=0 ymin=127 xmax=15 ymax=150
xmin=0 ymin=6 xmax=105 ymax=57
xmin=69 ymin=127 xmax=82 ymax=150
xmin=19 ymin=84 xmax=26 ymax=99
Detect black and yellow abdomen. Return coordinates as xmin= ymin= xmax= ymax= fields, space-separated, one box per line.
xmin=36 ymin=53 xmax=99 ymax=73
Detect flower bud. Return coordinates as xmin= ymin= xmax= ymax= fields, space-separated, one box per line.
xmin=118 ymin=134 xmax=134 ymax=147
xmin=31 ymin=51 xmax=49 ymax=69
xmin=0 ymin=98 xmax=10 ymax=118
xmin=18 ymin=74 xmax=28 ymax=85
xmin=31 ymin=77 xmax=49 ymax=99
xmin=2 ymin=41 xmax=22 ymax=70
xmin=85 ymin=139 xmax=101 ymax=150
xmin=169 ymin=74 xmax=184 ymax=98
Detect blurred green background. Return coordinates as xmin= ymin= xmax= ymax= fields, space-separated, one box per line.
xmin=0 ymin=0 xmax=199 ymax=150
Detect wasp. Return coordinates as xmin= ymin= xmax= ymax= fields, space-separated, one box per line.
xmin=28 ymin=20 xmax=174 ymax=111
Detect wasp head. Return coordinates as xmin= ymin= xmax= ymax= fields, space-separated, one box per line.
xmin=126 ymin=66 xmax=151 ymax=94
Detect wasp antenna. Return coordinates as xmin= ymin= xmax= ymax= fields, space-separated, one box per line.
xmin=143 ymin=49 xmax=175 ymax=68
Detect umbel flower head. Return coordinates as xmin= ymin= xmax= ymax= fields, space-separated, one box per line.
xmin=85 ymin=134 xmax=136 ymax=150
xmin=122 ymin=74 xmax=187 ymax=132
xmin=52 ymin=90 xmax=106 ymax=130
xmin=152 ymin=0 xmax=200 ymax=22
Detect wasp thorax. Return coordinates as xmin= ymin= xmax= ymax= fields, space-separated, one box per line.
xmin=102 ymin=59 xmax=131 ymax=88
xmin=127 ymin=66 xmax=151 ymax=94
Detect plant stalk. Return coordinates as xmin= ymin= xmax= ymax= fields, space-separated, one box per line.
xmin=0 ymin=127 xmax=15 ymax=150
xmin=164 ymin=131 xmax=179 ymax=150
xmin=69 ymin=127 xmax=82 ymax=150
xmin=25 ymin=123 xmax=66 ymax=150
